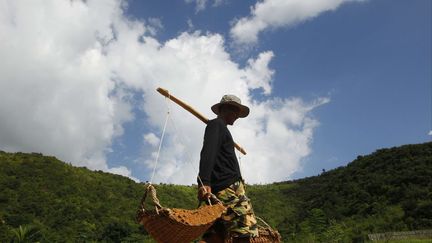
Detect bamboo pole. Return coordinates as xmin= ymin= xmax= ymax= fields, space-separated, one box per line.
xmin=156 ymin=87 xmax=247 ymax=155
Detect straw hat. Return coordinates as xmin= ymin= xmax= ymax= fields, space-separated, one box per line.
xmin=211 ymin=94 xmax=250 ymax=118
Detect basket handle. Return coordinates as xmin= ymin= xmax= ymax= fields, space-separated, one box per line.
xmin=197 ymin=193 xmax=223 ymax=208
xmin=138 ymin=184 xmax=164 ymax=214
xmin=256 ymin=216 xmax=272 ymax=229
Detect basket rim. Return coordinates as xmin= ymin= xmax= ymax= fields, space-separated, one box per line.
xmin=138 ymin=203 xmax=226 ymax=227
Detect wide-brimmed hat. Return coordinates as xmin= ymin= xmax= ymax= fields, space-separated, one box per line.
xmin=211 ymin=94 xmax=250 ymax=118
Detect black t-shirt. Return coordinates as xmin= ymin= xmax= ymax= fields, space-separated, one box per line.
xmin=198 ymin=117 xmax=242 ymax=193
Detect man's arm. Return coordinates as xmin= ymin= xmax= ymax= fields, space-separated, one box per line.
xmin=198 ymin=120 xmax=221 ymax=187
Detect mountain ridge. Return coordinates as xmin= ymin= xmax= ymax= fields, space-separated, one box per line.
xmin=0 ymin=142 xmax=431 ymax=242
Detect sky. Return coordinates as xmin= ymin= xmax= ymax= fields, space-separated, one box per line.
xmin=0 ymin=0 xmax=430 ymax=184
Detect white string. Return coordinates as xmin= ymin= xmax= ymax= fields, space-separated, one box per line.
xmin=165 ymin=100 xmax=209 ymax=192
xmin=149 ymin=98 xmax=170 ymax=184
xmin=165 ymin=102 xmax=213 ymax=206
xmin=147 ymin=91 xmax=208 ymax=192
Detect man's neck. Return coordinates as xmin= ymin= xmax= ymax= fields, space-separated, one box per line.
xmin=217 ymin=116 xmax=228 ymax=126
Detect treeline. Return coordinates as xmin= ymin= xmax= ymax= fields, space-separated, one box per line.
xmin=249 ymin=142 xmax=432 ymax=242
xmin=0 ymin=142 xmax=431 ymax=242
xmin=0 ymin=151 xmax=152 ymax=242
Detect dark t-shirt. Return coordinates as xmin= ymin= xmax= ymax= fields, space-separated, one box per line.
xmin=198 ymin=117 xmax=242 ymax=193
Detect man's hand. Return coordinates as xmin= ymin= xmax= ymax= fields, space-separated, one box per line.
xmin=198 ymin=185 xmax=212 ymax=201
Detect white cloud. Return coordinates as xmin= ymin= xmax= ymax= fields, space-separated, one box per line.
xmin=0 ymin=0 xmax=329 ymax=184
xmin=0 ymin=0 xmax=134 ymax=173
xmin=185 ymin=0 xmax=208 ymax=13
xmin=230 ymin=0 xmax=364 ymax=45
xmin=146 ymin=17 xmax=164 ymax=36
xmin=212 ymin=0 xmax=227 ymax=7
xmin=108 ymin=166 xmax=139 ymax=182
xmin=243 ymin=51 xmax=275 ymax=95
xmin=187 ymin=18 xmax=194 ymax=31
xmin=143 ymin=133 xmax=160 ymax=147
xmin=428 ymin=130 xmax=432 ymax=136
xmin=234 ymin=97 xmax=330 ymax=182
xmin=185 ymin=0 xmax=226 ymax=13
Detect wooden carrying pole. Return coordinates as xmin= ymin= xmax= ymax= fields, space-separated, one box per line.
xmin=157 ymin=87 xmax=247 ymax=155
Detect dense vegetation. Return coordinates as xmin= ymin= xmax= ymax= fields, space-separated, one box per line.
xmin=0 ymin=142 xmax=431 ymax=242
xmin=249 ymin=142 xmax=432 ymax=242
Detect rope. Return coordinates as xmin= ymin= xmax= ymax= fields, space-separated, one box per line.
xmin=166 ymin=101 xmax=214 ymax=205
xmin=256 ymin=216 xmax=272 ymax=229
xmin=147 ymin=92 xmax=212 ymax=203
xmin=147 ymin=184 xmax=163 ymax=208
xmin=148 ymin=90 xmax=210 ymax=197
xmin=165 ymin=101 xmax=207 ymax=189
xmin=149 ymin=97 xmax=170 ymax=184
xmin=137 ymin=184 xmax=164 ymax=219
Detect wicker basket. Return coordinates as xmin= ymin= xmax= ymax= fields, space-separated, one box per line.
xmin=222 ymin=216 xmax=282 ymax=243
xmin=136 ymin=184 xmax=226 ymax=243
xmin=224 ymin=228 xmax=282 ymax=243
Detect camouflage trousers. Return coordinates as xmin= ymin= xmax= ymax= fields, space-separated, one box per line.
xmin=206 ymin=180 xmax=259 ymax=238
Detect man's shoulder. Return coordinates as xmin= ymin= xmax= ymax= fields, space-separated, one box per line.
xmin=208 ymin=118 xmax=224 ymax=126
xmin=206 ymin=118 xmax=226 ymax=131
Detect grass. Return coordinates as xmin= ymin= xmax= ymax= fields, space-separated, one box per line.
xmin=372 ymin=239 xmax=432 ymax=243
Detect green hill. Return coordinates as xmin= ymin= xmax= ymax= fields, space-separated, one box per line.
xmin=248 ymin=142 xmax=432 ymax=242
xmin=0 ymin=142 xmax=431 ymax=242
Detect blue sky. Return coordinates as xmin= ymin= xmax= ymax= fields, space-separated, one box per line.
xmin=0 ymin=0 xmax=430 ymax=184
xmin=118 ymin=0 xmax=431 ymax=179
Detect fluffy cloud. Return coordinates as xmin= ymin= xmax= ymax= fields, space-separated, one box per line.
xmin=0 ymin=0 xmax=329 ymax=184
xmin=185 ymin=0 xmax=208 ymax=13
xmin=243 ymin=51 xmax=275 ymax=95
xmin=234 ymin=97 xmax=330 ymax=182
xmin=143 ymin=133 xmax=160 ymax=147
xmin=230 ymin=0 xmax=364 ymax=45
xmin=107 ymin=166 xmax=139 ymax=182
xmin=0 ymin=0 xmax=134 ymax=172
xmin=185 ymin=0 xmax=226 ymax=13
xmin=146 ymin=18 xmax=164 ymax=36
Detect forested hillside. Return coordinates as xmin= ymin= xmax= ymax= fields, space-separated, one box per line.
xmin=0 ymin=142 xmax=431 ymax=242
xmin=248 ymin=142 xmax=432 ymax=242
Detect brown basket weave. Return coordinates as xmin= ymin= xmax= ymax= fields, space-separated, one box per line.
xmin=224 ymin=228 xmax=282 ymax=243
xmin=223 ymin=216 xmax=282 ymax=243
xmin=136 ymin=184 xmax=226 ymax=243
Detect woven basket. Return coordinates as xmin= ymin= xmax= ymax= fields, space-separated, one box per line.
xmin=224 ymin=228 xmax=282 ymax=243
xmin=136 ymin=184 xmax=226 ymax=243
xmin=223 ymin=216 xmax=282 ymax=243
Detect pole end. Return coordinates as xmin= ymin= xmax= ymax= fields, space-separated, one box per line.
xmin=156 ymin=87 xmax=170 ymax=97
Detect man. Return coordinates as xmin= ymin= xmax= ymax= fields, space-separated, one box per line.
xmin=198 ymin=94 xmax=258 ymax=242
